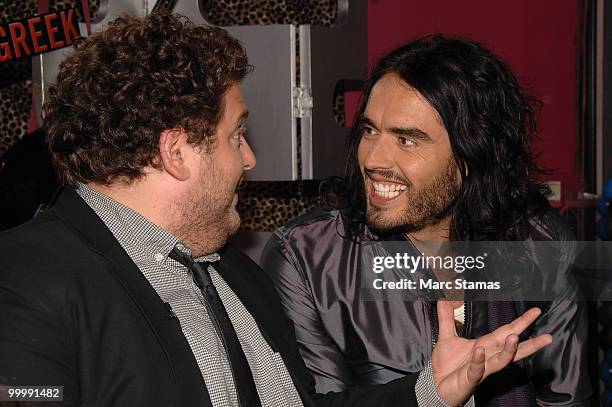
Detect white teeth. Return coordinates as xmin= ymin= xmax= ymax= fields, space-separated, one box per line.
xmin=372 ymin=181 xmax=405 ymax=199
xmin=372 ymin=181 xmax=407 ymax=195
xmin=377 ymin=190 xmax=400 ymax=199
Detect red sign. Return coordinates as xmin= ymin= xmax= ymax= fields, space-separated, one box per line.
xmin=0 ymin=9 xmax=81 ymax=63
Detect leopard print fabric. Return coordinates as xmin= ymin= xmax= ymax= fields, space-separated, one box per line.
xmin=203 ymin=0 xmax=337 ymax=26
xmin=0 ymin=1 xmax=37 ymax=157
xmin=236 ymin=180 xmax=323 ymax=231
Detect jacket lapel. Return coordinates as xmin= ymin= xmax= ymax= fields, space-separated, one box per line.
xmin=50 ymin=188 xmax=211 ymax=407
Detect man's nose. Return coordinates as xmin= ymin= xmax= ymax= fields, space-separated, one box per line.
xmin=242 ymin=138 xmax=256 ymax=170
xmin=363 ymin=135 xmax=394 ymax=170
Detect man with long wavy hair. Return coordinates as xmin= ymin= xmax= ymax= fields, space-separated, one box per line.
xmin=0 ymin=15 xmax=552 ymax=407
xmin=262 ymin=35 xmax=591 ymax=406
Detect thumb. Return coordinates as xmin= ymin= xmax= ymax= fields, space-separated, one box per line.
xmin=437 ymin=300 xmax=458 ymax=340
xmin=465 ymin=346 xmax=486 ymax=387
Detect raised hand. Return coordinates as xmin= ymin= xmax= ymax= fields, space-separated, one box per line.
xmin=432 ymin=301 xmax=552 ymax=406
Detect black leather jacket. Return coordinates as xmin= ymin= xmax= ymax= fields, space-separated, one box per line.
xmin=261 ymin=208 xmax=592 ymax=406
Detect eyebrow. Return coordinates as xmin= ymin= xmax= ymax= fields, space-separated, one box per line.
xmin=361 ymin=115 xmax=432 ymax=143
xmin=238 ymin=110 xmax=249 ymax=124
xmin=232 ymin=110 xmax=249 ymax=132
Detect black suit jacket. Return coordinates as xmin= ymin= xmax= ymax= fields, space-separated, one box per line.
xmin=0 ymin=189 xmax=419 ymax=406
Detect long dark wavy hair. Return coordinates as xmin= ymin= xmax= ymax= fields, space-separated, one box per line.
xmin=325 ymin=35 xmax=551 ymax=241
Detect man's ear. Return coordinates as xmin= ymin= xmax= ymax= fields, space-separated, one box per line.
xmin=158 ymin=128 xmax=191 ymax=181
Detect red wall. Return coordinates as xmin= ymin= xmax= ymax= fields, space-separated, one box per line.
xmin=366 ymin=0 xmax=582 ymax=193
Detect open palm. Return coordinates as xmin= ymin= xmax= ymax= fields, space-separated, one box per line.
xmin=432 ymin=301 xmax=552 ymax=406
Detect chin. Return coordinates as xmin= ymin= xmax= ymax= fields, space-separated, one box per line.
xmin=367 ymin=206 xmax=396 ymax=225
xmin=366 ymin=208 xmax=421 ymax=235
xmin=367 ymin=212 xmax=398 ymax=233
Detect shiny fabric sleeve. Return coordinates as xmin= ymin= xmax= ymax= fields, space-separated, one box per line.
xmin=526 ymin=296 xmax=593 ymax=406
xmin=518 ymin=212 xmax=593 ymax=407
xmin=261 ymin=230 xmax=357 ymax=392
xmin=526 ymin=215 xmax=592 ymax=406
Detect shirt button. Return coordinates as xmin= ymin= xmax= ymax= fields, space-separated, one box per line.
xmin=154 ymin=253 xmax=164 ymax=262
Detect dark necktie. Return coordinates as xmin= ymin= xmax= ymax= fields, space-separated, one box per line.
xmin=169 ymin=248 xmax=262 ymax=407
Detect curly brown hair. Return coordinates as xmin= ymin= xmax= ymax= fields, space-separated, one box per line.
xmin=44 ymin=13 xmax=251 ymax=186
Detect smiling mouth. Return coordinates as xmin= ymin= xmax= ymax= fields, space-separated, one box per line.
xmin=370 ymin=180 xmax=407 ymax=201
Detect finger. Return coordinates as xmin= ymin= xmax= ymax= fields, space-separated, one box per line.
xmin=505 ymin=307 xmax=542 ymax=336
xmin=485 ymin=334 xmax=518 ymax=375
xmin=437 ymin=300 xmax=458 ymax=340
xmin=466 ymin=346 xmax=486 ymax=386
xmin=484 ymin=308 xmax=542 ymax=343
xmin=514 ymin=334 xmax=553 ymax=361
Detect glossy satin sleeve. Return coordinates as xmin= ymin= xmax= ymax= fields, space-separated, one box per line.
xmin=261 ymin=230 xmax=357 ymax=393
xmin=527 ymin=295 xmax=592 ymax=406
xmin=526 ymin=217 xmax=592 ymax=406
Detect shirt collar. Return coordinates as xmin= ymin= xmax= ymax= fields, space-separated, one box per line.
xmin=76 ymin=183 xmax=178 ymax=261
xmin=173 ymin=240 xmax=220 ymax=263
xmin=76 ymin=183 xmax=222 ymax=263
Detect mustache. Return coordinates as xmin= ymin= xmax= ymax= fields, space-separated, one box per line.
xmin=364 ymin=169 xmax=411 ymax=186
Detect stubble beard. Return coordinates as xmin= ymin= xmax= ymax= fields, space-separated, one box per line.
xmin=366 ymin=158 xmax=460 ymax=235
xmin=173 ymin=163 xmax=241 ymax=257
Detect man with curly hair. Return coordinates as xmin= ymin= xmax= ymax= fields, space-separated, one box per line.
xmin=262 ymin=36 xmax=592 ymax=406
xmin=0 ymin=15 xmax=550 ymax=407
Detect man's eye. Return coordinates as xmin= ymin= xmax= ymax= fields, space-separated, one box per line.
xmin=233 ymin=124 xmax=247 ymax=140
xmin=398 ymin=136 xmax=415 ymax=146
xmin=360 ymin=126 xmax=376 ymax=137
